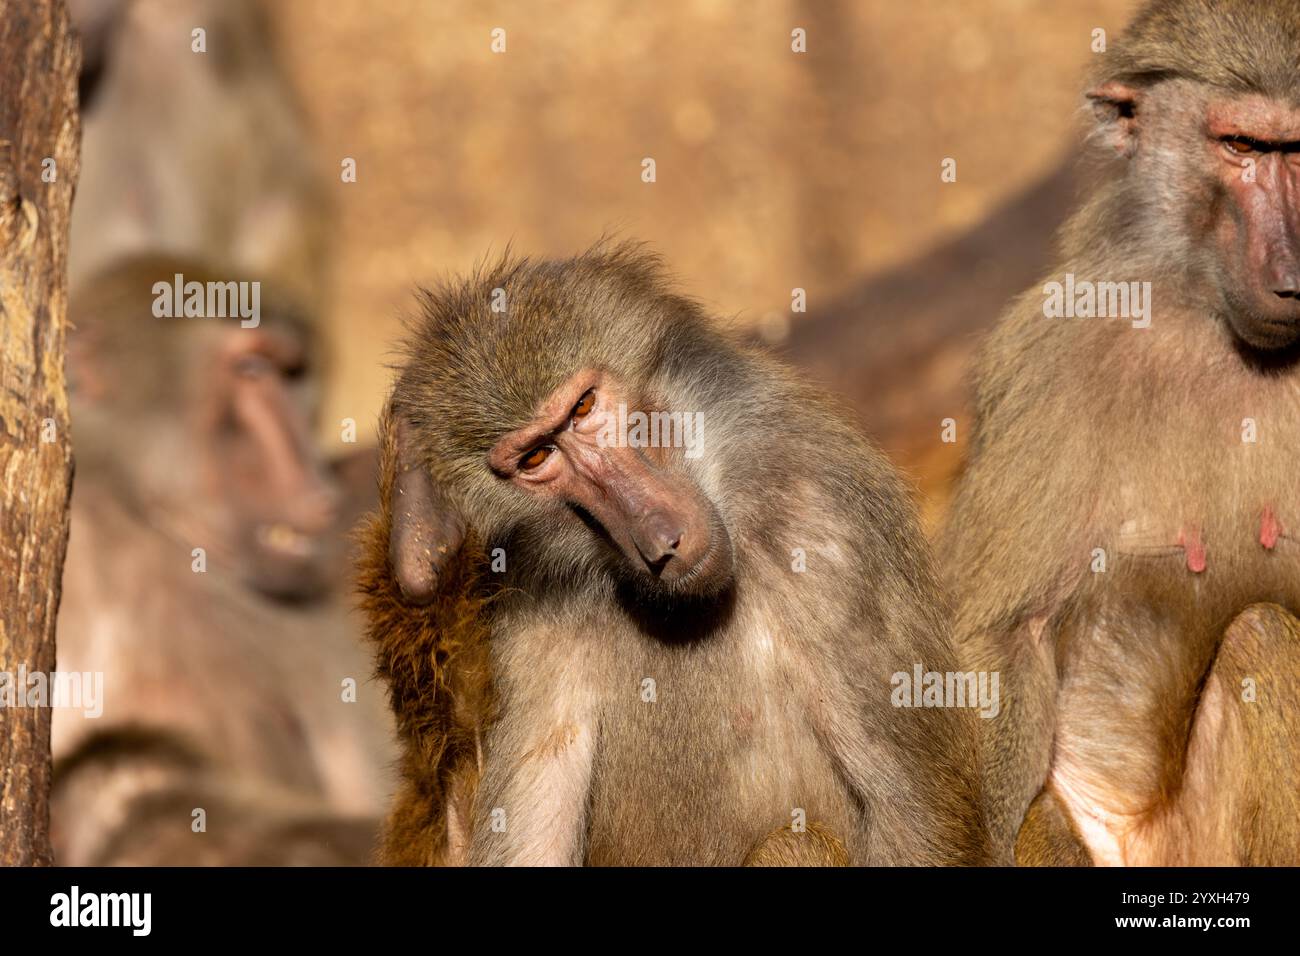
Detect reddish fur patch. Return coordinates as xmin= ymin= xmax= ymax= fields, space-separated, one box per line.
xmin=356 ymin=408 xmax=496 ymax=866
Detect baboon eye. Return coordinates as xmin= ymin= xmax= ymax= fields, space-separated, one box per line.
xmin=519 ymin=445 xmax=553 ymax=471
xmin=571 ymin=389 xmax=596 ymax=420
xmin=1223 ymin=136 xmax=1259 ymax=156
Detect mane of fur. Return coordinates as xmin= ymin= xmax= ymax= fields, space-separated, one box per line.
xmin=356 ymin=407 xmax=495 ymax=866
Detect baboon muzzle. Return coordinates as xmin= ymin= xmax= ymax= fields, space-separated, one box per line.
xmin=579 ymin=443 xmax=731 ymax=593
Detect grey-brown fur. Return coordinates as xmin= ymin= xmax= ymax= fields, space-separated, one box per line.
xmin=943 ymin=0 xmax=1300 ymax=865
xmin=382 ymin=241 xmax=989 ymax=865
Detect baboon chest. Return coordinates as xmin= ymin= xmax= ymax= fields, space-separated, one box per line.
xmin=583 ymin=623 xmax=856 ymax=865
xmin=1051 ymin=377 xmax=1300 ymax=851
xmin=1091 ymin=374 xmax=1300 ymax=639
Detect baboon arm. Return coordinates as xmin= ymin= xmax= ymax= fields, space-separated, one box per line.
xmin=808 ymin=661 xmax=985 ymax=864
xmin=969 ymin=617 xmax=1060 ymax=864
xmin=940 ymin=459 xmax=1081 ymax=862
xmin=467 ymin=719 xmax=595 ymax=866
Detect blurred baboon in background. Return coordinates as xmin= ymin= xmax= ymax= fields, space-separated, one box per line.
xmin=52 ymin=256 xmax=394 ymax=866
xmin=55 ymin=1 xmax=385 ymax=864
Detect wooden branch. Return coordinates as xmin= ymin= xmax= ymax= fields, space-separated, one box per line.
xmin=0 ymin=0 xmax=80 ymax=867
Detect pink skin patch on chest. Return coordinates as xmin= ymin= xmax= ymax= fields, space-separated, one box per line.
xmin=1177 ymin=527 xmax=1206 ymax=573
xmin=1260 ymin=506 xmax=1282 ymax=550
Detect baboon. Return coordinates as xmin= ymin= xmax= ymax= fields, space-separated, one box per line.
xmin=942 ymin=0 xmax=1300 ymax=865
xmin=360 ymin=242 xmax=988 ymax=866
xmin=52 ymin=256 xmax=394 ymax=866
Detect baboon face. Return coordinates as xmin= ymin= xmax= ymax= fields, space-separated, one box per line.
xmin=1096 ymin=79 xmax=1300 ymax=350
xmin=484 ymin=366 xmax=733 ymax=599
xmin=1088 ymin=0 xmax=1300 ymax=351
xmin=69 ymin=259 xmax=341 ymax=602
xmin=393 ymin=247 xmax=737 ymax=602
xmin=207 ymin=321 xmax=340 ymax=599
xmin=1202 ymin=93 xmax=1300 ymax=350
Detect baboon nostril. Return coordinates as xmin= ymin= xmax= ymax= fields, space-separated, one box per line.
xmin=637 ymin=519 xmax=687 ymax=575
xmin=1271 ymin=270 xmax=1300 ymax=297
xmin=646 ymin=535 xmax=680 ymax=566
xmin=641 ymin=514 xmax=684 ymax=562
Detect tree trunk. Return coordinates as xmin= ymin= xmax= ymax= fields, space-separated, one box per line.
xmin=0 ymin=0 xmax=80 ymax=867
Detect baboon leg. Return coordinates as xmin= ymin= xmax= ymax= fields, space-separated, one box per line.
xmin=1014 ymin=785 xmax=1093 ymax=866
xmin=1177 ymin=603 xmax=1300 ymax=865
xmin=743 ymin=822 xmax=850 ymax=867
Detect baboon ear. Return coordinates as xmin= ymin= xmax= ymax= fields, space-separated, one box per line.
xmin=388 ymin=414 xmax=466 ymax=605
xmin=1087 ymin=81 xmax=1141 ymax=155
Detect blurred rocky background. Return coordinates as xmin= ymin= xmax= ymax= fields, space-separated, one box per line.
xmin=74 ymin=0 xmax=1140 ymax=517
xmin=269 ymin=0 xmax=1134 ymax=520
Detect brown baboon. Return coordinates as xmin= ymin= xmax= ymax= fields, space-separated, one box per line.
xmin=360 ymin=242 xmax=989 ymax=866
xmin=53 ymin=256 xmax=394 ymax=866
xmin=943 ymin=0 xmax=1300 ymax=865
